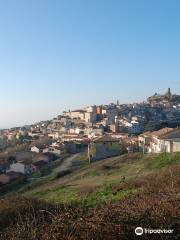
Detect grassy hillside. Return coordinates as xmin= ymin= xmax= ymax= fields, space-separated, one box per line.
xmin=0 ymin=152 xmax=180 ymax=239
xmin=24 ymin=152 xmax=180 ymax=206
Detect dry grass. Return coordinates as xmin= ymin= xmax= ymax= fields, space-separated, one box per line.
xmin=0 ymin=161 xmax=180 ymax=240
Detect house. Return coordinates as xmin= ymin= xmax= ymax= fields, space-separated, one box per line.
xmin=65 ymin=141 xmax=86 ymax=154
xmin=16 ymin=151 xmax=33 ymax=162
xmin=88 ymin=135 xmax=123 ymax=161
xmin=31 ymin=146 xmax=41 ymax=153
xmin=129 ymin=121 xmax=143 ymax=134
xmin=0 ymin=162 xmax=10 ymax=174
xmin=139 ymin=128 xmax=180 ymax=153
xmin=119 ymin=119 xmax=143 ymax=134
xmin=138 ymin=132 xmax=152 ymax=153
xmin=36 ymin=152 xmax=57 ymax=163
xmin=102 ymin=107 xmax=118 ymax=125
xmin=48 ymin=146 xmax=62 ymax=155
xmin=8 ymin=160 xmax=32 ymax=175
xmin=52 ymin=142 xmax=66 ymax=154
xmin=64 ymin=110 xmax=85 ymax=120
xmin=0 ymin=174 xmax=10 ymax=185
xmin=84 ymin=106 xmax=97 ymax=123
xmin=0 ymin=171 xmax=24 ymax=185
xmin=31 ymin=145 xmax=47 ymax=153
xmin=85 ymin=127 xmax=104 ymax=138
xmin=84 ymin=112 xmax=97 ymax=123
xmin=171 ymin=139 xmax=180 ymax=152
xmin=32 ymin=160 xmax=48 ymax=172
xmin=6 ymin=171 xmax=24 ymax=181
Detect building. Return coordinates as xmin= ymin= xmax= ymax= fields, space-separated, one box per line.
xmin=85 ymin=127 xmax=104 ymax=138
xmin=88 ymin=135 xmax=123 ymax=161
xmin=139 ymin=128 xmax=180 ymax=153
xmin=64 ymin=110 xmax=85 ymax=120
xmin=36 ymin=152 xmax=57 ymax=163
xmin=147 ymin=88 xmax=180 ymax=104
xmin=0 ymin=171 xmax=24 ymax=185
xmin=31 ymin=145 xmax=47 ymax=153
xmin=119 ymin=119 xmax=143 ymax=134
xmin=43 ymin=146 xmax=62 ymax=155
xmin=0 ymin=174 xmax=11 ymax=185
xmin=0 ymin=163 xmax=9 ymax=174
xmin=32 ymin=160 xmax=48 ymax=172
xmin=84 ymin=112 xmax=97 ymax=123
xmin=129 ymin=121 xmax=143 ymax=134
xmin=102 ymin=107 xmax=118 ymax=125
xmin=8 ymin=161 xmax=32 ymax=175
xmin=65 ymin=141 xmax=86 ymax=154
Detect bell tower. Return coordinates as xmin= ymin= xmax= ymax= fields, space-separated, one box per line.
xmin=166 ymin=88 xmax=172 ymax=100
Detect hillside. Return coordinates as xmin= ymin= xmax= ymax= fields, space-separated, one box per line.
xmin=24 ymin=152 xmax=180 ymax=206
xmin=0 ymin=152 xmax=180 ymax=239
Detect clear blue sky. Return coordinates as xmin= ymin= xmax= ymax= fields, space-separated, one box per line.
xmin=0 ymin=0 xmax=180 ymax=128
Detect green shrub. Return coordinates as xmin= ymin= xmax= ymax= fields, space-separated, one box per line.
xmin=147 ymin=152 xmax=180 ymax=170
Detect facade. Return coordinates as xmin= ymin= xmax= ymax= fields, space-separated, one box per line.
xmin=64 ymin=110 xmax=85 ymax=120
xmin=172 ymin=139 xmax=180 ymax=152
xmin=139 ymin=128 xmax=180 ymax=153
xmin=85 ymin=127 xmax=104 ymax=138
xmin=31 ymin=146 xmax=41 ymax=153
xmin=84 ymin=112 xmax=91 ymax=123
xmin=48 ymin=132 xmax=61 ymax=140
xmin=0 ymin=174 xmax=11 ymax=185
xmin=84 ymin=112 xmax=97 ymax=123
xmin=9 ymin=162 xmax=32 ymax=175
xmin=119 ymin=119 xmax=143 ymax=134
xmin=102 ymin=107 xmax=118 ymax=125
xmin=43 ymin=146 xmax=62 ymax=155
xmin=88 ymin=136 xmax=122 ymax=161
xmin=32 ymin=160 xmax=48 ymax=172
xmin=129 ymin=121 xmax=143 ymax=134
xmin=0 ymin=163 xmax=9 ymax=174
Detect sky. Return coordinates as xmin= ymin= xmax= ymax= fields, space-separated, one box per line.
xmin=0 ymin=0 xmax=180 ymax=128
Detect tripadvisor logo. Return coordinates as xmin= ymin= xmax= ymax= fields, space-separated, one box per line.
xmin=135 ymin=227 xmax=143 ymax=236
xmin=135 ymin=227 xmax=174 ymax=235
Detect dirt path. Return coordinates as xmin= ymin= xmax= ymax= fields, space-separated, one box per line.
xmin=53 ymin=153 xmax=80 ymax=173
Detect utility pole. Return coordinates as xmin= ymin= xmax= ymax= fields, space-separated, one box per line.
xmin=143 ymin=141 xmax=145 ymax=155
xmin=88 ymin=143 xmax=91 ymax=164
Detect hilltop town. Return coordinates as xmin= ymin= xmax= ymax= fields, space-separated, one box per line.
xmin=0 ymin=88 xmax=180 ymax=186
xmin=0 ymin=89 xmax=180 ymax=240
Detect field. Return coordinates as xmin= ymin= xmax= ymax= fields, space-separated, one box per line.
xmin=0 ymin=152 xmax=180 ymax=239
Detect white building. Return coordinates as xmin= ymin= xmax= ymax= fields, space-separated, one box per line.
xmin=64 ymin=110 xmax=85 ymax=120
xmin=85 ymin=128 xmax=104 ymax=138
xmin=31 ymin=146 xmax=41 ymax=153
xmin=139 ymin=128 xmax=180 ymax=153
xmin=84 ymin=112 xmax=97 ymax=123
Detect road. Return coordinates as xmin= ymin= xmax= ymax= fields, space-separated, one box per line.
xmin=53 ymin=153 xmax=80 ymax=173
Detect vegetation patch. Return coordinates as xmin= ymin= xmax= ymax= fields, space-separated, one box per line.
xmin=0 ymin=163 xmax=179 ymax=240
xmin=0 ymin=153 xmax=180 ymax=239
xmin=146 ymin=152 xmax=180 ymax=170
xmin=31 ymin=186 xmax=79 ymax=204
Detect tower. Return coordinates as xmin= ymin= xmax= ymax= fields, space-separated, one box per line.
xmin=166 ymin=88 xmax=172 ymax=100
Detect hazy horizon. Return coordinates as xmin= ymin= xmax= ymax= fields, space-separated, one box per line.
xmin=0 ymin=88 xmax=178 ymax=129
xmin=0 ymin=0 xmax=180 ymax=128
xmin=0 ymin=93 xmax=154 ymax=129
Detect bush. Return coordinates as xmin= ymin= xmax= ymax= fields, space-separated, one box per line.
xmin=55 ymin=170 xmax=72 ymax=179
